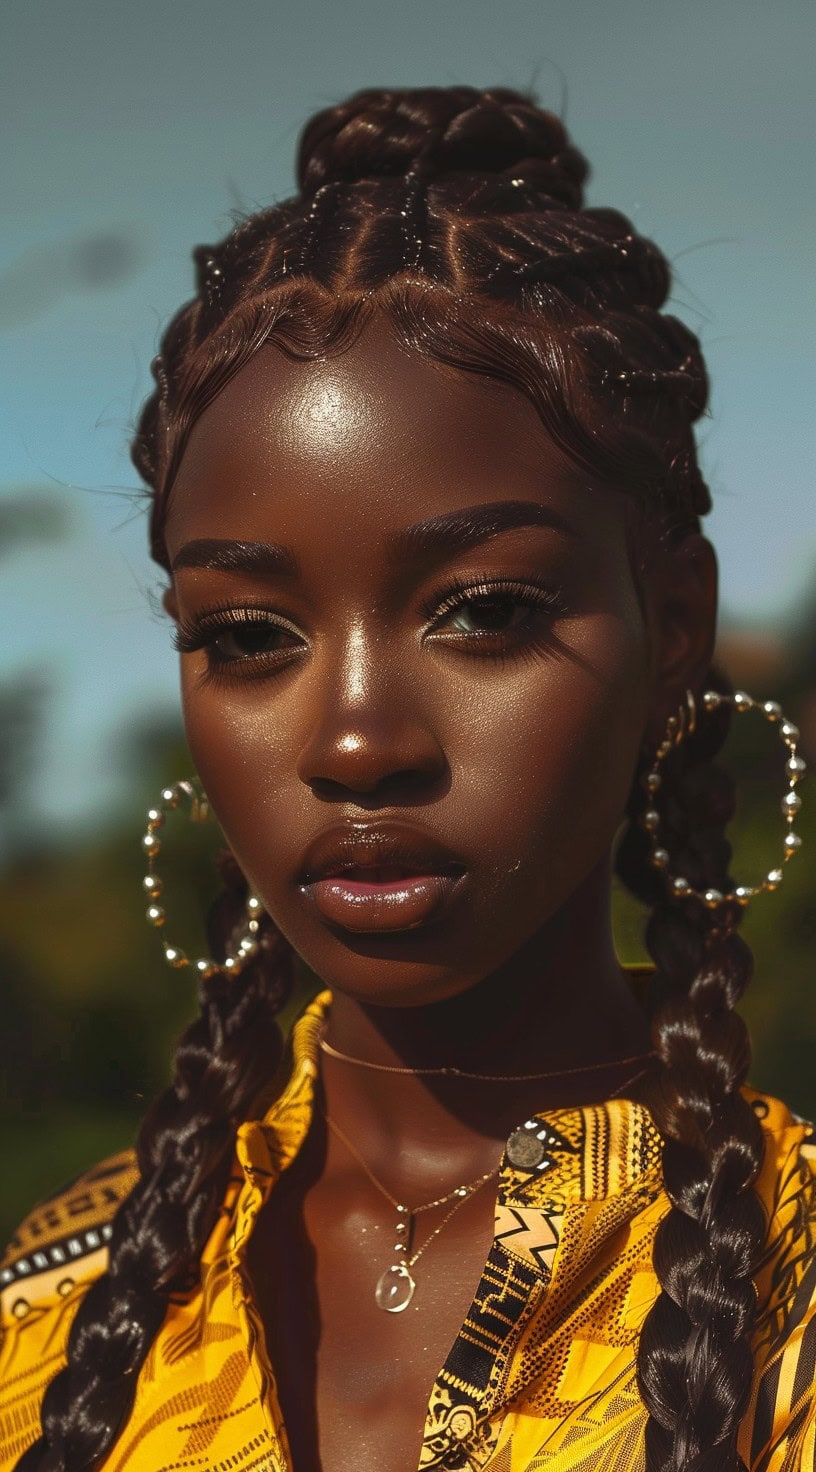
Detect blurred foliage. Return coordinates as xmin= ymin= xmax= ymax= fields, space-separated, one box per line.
xmin=0 ymin=675 xmax=49 ymax=854
xmin=0 ymin=488 xmax=74 ymax=559
xmin=0 ymin=631 xmax=814 ymax=1246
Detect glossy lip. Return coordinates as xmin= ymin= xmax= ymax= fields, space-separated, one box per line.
xmin=296 ymin=822 xmax=467 ymax=934
xmin=297 ymin=821 xmax=466 ymax=885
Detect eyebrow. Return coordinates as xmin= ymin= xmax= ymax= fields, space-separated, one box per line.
xmin=388 ymin=499 xmax=577 ymax=566
xmin=170 ymin=499 xmax=576 ymax=578
xmin=170 ymin=538 xmax=297 ymax=576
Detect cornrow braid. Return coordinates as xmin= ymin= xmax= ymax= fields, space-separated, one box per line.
xmin=27 ymin=86 xmax=766 ymax=1470
xmin=616 ymin=674 xmax=767 ymax=1470
xmin=401 ymin=168 xmax=429 ymax=272
xmin=297 ymin=181 xmax=342 ymax=273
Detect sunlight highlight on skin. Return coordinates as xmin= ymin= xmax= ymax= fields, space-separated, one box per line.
xmin=287 ymin=375 xmax=369 ymax=456
xmin=343 ymin=626 xmax=369 ymax=707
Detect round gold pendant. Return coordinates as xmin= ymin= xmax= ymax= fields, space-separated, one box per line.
xmin=374 ymin=1262 xmax=416 ymax=1312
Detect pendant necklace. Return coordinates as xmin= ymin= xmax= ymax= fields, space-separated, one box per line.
xmin=324 ymin=1111 xmax=499 ymax=1313
xmin=322 ymin=1054 xmax=654 ymax=1313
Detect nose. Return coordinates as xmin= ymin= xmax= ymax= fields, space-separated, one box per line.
xmin=295 ymin=629 xmax=447 ymax=801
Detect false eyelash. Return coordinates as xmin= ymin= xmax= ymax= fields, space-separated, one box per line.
xmin=172 ymin=579 xmax=566 ymax=656
xmin=421 ymin=573 xmax=567 ymax=626
xmin=421 ymin=573 xmax=569 ymax=671
xmin=172 ymin=601 xmax=300 ymax=655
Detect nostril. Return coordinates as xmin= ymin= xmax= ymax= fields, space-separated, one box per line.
xmin=297 ymin=717 xmax=448 ymax=798
xmin=307 ymin=766 xmax=446 ymax=805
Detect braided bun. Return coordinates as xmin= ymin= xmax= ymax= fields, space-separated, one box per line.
xmin=297 ymin=86 xmax=588 ymax=206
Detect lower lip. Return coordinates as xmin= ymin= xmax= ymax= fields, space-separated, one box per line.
xmin=303 ymin=874 xmax=463 ymax=932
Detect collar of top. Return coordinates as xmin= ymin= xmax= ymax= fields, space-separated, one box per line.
xmin=234 ymin=987 xmax=664 ymax=1215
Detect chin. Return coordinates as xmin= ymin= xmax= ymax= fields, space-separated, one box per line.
xmin=298 ymin=932 xmax=489 ymax=1010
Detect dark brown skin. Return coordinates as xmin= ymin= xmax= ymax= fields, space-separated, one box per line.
xmin=162 ymin=317 xmax=717 ymax=1471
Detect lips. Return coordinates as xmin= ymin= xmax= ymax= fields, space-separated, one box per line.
xmin=297 ymin=823 xmax=466 ymax=933
xmin=298 ymin=823 xmax=464 ymax=884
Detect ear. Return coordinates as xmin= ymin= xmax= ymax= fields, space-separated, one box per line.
xmin=162 ymin=583 xmax=179 ymax=621
xmin=643 ymin=533 xmax=718 ymax=747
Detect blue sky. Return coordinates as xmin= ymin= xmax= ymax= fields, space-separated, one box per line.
xmin=2 ymin=0 xmax=814 ymax=831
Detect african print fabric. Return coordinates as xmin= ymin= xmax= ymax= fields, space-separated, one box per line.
xmin=2 ymin=984 xmax=816 ymax=1471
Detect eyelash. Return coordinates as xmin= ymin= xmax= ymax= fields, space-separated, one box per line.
xmin=173 ymin=603 xmax=303 ymax=685
xmin=173 ymin=575 xmax=567 ymax=686
xmin=421 ymin=574 xmax=565 ymax=628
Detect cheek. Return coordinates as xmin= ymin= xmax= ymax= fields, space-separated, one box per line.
xmin=452 ymin=615 xmax=649 ymax=883
xmin=178 ymin=673 xmax=295 ymax=861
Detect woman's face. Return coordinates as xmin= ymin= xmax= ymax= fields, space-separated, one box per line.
xmin=162 ymin=318 xmax=701 ymax=1007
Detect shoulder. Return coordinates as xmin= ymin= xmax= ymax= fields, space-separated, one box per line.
xmin=743 ymin=1084 xmax=816 ymax=1188
xmin=0 ymin=1150 xmax=139 ymax=1466
xmin=1 ymin=1148 xmax=139 ymax=1314
xmin=0 ymin=1148 xmax=138 ymax=1379
xmin=742 ymin=1085 xmax=816 ymax=1251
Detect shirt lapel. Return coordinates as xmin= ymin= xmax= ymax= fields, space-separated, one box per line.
xmin=418 ymin=1098 xmax=664 ymax=1469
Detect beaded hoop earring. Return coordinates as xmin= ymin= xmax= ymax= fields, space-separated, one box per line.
xmin=643 ymin=689 xmax=806 ymax=909
xmin=141 ymin=779 xmax=264 ymax=976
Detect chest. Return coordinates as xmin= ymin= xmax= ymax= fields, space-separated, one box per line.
xmin=246 ymin=1151 xmax=501 ymax=1472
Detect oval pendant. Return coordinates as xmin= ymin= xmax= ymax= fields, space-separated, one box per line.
xmin=374 ymin=1262 xmax=416 ymax=1313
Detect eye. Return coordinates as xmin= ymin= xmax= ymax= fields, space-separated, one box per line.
xmin=442 ymin=592 xmax=539 ymax=634
xmin=208 ymin=620 xmax=300 ymax=660
xmin=425 ymin=577 xmax=566 ymax=650
xmin=173 ymin=605 xmax=306 ymax=677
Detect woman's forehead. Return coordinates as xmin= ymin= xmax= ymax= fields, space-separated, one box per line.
xmin=163 ymin=318 xmax=621 ymax=560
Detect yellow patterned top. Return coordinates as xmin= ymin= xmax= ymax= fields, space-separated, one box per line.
xmin=2 ymin=988 xmax=816 ymax=1471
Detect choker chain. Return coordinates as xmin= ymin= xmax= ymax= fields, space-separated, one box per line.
xmin=319 ymin=1028 xmax=655 ymax=1083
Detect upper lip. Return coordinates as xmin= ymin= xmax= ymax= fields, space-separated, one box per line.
xmin=297 ymin=822 xmax=466 ymax=885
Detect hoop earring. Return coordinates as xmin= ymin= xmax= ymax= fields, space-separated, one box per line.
xmin=643 ymin=688 xmax=806 ymax=909
xmin=141 ymin=779 xmax=264 ymax=976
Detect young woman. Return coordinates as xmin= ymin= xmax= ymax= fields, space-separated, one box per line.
xmin=0 ymin=86 xmax=812 ymax=1472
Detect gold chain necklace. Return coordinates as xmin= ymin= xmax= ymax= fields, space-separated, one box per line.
xmin=324 ymin=1112 xmax=498 ymax=1313
xmin=319 ymin=1027 xmax=655 ymax=1083
xmin=324 ymin=1057 xmax=651 ymax=1314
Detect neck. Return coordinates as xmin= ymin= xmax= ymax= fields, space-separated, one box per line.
xmin=319 ymin=858 xmax=653 ymax=1186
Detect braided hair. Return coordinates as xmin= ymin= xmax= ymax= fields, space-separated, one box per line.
xmin=20 ymin=86 xmax=766 ymax=1472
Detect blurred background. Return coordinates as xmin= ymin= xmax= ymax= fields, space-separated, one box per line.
xmin=1 ymin=0 xmax=814 ymax=1243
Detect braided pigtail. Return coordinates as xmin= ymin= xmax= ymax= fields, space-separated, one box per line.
xmin=18 ymin=874 xmax=293 ymax=1472
xmin=616 ymin=677 xmax=767 ymax=1471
